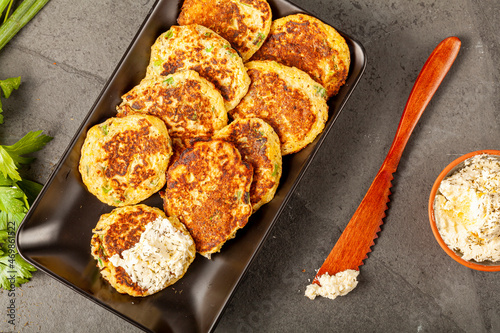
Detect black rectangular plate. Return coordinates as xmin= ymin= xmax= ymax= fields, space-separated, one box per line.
xmin=17 ymin=0 xmax=366 ymax=332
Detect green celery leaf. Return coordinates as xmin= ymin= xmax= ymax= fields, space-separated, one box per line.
xmin=0 ymin=210 xmax=24 ymax=230
xmin=0 ymin=185 xmax=27 ymax=215
xmin=2 ymin=130 xmax=52 ymax=165
xmin=0 ymin=210 xmax=7 ymax=230
xmin=10 ymin=211 xmax=25 ymax=229
xmin=0 ymin=76 xmax=20 ymax=98
xmin=0 ymin=76 xmax=21 ymax=126
xmin=17 ymin=178 xmax=42 ymax=206
xmin=0 ymin=171 xmax=13 ymax=186
xmin=0 ymin=252 xmax=36 ymax=290
xmin=0 ymin=146 xmax=20 ymax=181
xmin=0 ymin=230 xmax=7 ymax=243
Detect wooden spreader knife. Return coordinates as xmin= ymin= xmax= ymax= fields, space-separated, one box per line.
xmin=313 ymin=36 xmax=461 ymax=285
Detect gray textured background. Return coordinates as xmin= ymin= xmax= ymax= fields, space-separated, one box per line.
xmin=1 ymin=0 xmax=499 ymax=332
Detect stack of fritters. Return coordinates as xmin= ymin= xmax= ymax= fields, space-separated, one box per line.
xmin=251 ymin=13 xmax=350 ymax=98
xmin=81 ymin=0 xmax=352 ymax=295
xmin=146 ymin=24 xmax=250 ymax=111
xmin=230 ymin=60 xmax=329 ymax=155
xmin=116 ymin=69 xmax=228 ymax=162
xmin=214 ymin=117 xmax=281 ymax=211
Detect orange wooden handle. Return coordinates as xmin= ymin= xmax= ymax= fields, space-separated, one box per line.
xmin=385 ymin=36 xmax=461 ymax=172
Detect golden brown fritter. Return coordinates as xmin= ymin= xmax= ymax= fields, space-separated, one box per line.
xmin=91 ymin=205 xmax=162 ymax=296
xmin=79 ymin=114 xmax=172 ymax=206
xmin=178 ymin=0 xmax=272 ymax=61
xmin=214 ymin=117 xmax=281 ymax=211
xmin=117 ymin=70 xmax=227 ymax=143
xmin=229 ymin=60 xmax=328 ymax=155
xmin=163 ymin=139 xmax=253 ymax=258
xmin=91 ymin=204 xmax=195 ymax=297
xmin=250 ymin=13 xmax=350 ymax=98
xmin=146 ymin=24 xmax=250 ymax=110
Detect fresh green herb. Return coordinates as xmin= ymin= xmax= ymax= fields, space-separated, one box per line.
xmin=205 ymin=45 xmax=214 ymax=53
xmin=204 ymin=32 xmax=212 ymax=38
xmin=332 ymin=55 xmax=339 ymax=71
xmin=163 ymin=76 xmax=174 ymax=85
xmin=153 ymin=59 xmax=163 ymax=67
xmin=189 ymin=111 xmax=198 ymax=121
xmin=0 ymin=0 xmax=52 ymax=52
xmin=0 ymin=130 xmax=51 ymax=182
xmin=0 ymin=76 xmax=52 ymax=290
xmin=99 ymin=244 xmax=108 ymax=257
xmin=252 ymin=127 xmax=265 ymax=137
xmin=223 ymin=45 xmax=237 ymax=58
xmin=209 ymin=211 xmax=221 ymax=221
xmin=149 ymin=178 xmax=159 ymax=187
xmin=0 ymin=76 xmax=20 ymax=123
xmin=102 ymin=185 xmax=112 ymax=194
xmin=164 ymin=29 xmax=174 ymax=39
xmin=314 ymin=85 xmax=327 ymax=99
xmin=0 ymin=0 xmax=12 ymax=23
xmin=100 ymin=124 xmax=108 ymax=136
xmin=322 ymin=38 xmax=331 ymax=49
xmin=254 ymin=32 xmax=266 ymax=47
xmin=272 ymin=163 xmax=280 ymax=178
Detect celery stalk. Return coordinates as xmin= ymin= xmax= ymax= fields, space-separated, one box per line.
xmin=0 ymin=0 xmax=51 ymax=52
xmin=2 ymin=0 xmax=13 ymax=23
xmin=0 ymin=0 xmax=10 ymax=19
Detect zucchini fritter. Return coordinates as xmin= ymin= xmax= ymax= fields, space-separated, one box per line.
xmin=178 ymin=0 xmax=272 ymax=61
xmin=146 ymin=24 xmax=250 ymax=111
xmin=79 ymin=114 xmax=172 ymax=206
xmin=230 ymin=60 xmax=328 ymax=155
xmin=91 ymin=204 xmax=195 ymax=297
xmin=214 ymin=117 xmax=281 ymax=211
xmin=117 ymin=70 xmax=227 ymax=142
xmin=163 ymin=139 xmax=253 ymax=258
xmin=250 ymin=13 xmax=350 ymax=98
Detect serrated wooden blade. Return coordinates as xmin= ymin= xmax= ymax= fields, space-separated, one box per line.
xmin=314 ymin=36 xmax=461 ymax=283
xmin=315 ymin=169 xmax=393 ymax=280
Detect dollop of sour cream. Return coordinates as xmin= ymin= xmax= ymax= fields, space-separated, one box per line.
xmin=109 ymin=216 xmax=195 ymax=293
xmin=434 ymin=154 xmax=500 ymax=262
xmin=305 ymin=269 xmax=359 ymax=300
